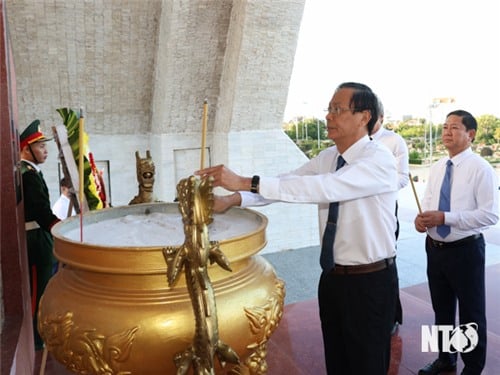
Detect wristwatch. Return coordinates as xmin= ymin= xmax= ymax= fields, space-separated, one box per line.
xmin=251 ymin=175 xmax=260 ymax=193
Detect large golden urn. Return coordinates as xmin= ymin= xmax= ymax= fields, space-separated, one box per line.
xmin=39 ymin=202 xmax=285 ymax=374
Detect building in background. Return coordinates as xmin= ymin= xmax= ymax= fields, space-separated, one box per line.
xmin=5 ymin=0 xmax=319 ymax=254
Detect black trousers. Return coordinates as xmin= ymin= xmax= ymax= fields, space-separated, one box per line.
xmin=394 ymin=201 xmax=403 ymax=325
xmin=318 ymin=262 xmax=398 ymax=375
xmin=27 ymin=228 xmax=56 ymax=350
xmin=394 ymin=257 xmax=403 ymax=325
xmin=426 ymin=235 xmax=486 ymax=374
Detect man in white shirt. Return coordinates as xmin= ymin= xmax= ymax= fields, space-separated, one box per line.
xmin=415 ymin=110 xmax=498 ymax=375
xmin=371 ymin=100 xmax=409 ymax=191
xmin=197 ymin=82 xmax=399 ymax=375
xmin=52 ymin=176 xmax=76 ymax=219
xmin=372 ymin=99 xmax=410 ymax=334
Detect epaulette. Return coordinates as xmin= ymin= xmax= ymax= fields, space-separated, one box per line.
xmin=20 ymin=161 xmax=36 ymax=174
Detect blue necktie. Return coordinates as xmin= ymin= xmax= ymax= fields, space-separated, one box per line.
xmin=320 ymin=155 xmax=345 ymax=271
xmin=437 ymin=160 xmax=453 ymax=238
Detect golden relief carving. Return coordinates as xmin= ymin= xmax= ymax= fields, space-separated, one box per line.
xmin=38 ymin=310 xmax=138 ymax=374
xmin=163 ymin=176 xmax=240 ymax=374
xmin=229 ymin=279 xmax=286 ymax=375
xmin=129 ymin=150 xmax=156 ymax=204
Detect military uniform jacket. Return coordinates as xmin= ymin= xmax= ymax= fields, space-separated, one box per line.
xmin=21 ymin=160 xmax=59 ymax=268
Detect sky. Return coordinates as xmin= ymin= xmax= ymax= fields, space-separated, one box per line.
xmin=284 ymin=0 xmax=500 ymax=122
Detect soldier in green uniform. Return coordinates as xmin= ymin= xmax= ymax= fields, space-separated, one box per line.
xmin=19 ymin=119 xmax=60 ymax=351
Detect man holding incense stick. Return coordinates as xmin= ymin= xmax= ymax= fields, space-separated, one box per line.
xmin=197 ymin=82 xmax=398 ymax=374
xmin=414 ymin=110 xmax=498 ymax=375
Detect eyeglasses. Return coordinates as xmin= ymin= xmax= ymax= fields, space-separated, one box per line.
xmin=324 ymin=106 xmax=355 ymax=116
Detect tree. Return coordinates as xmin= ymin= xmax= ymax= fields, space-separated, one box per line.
xmin=476 ymin=115 xmax=500 ymax=145
xmin=283 ymin=117 xmax=326 ymax=143
xmin=480 ymin=147 xmax=493 ymax=157
xmin=284 ymin=114 xmax=500 ymax=163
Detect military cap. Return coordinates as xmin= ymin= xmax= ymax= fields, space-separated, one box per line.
xmin=19 ymin=120 xmax=52 ymax=150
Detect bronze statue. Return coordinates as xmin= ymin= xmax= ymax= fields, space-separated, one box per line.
xmin=163 ymin=176 xmax=240 ymax=375
xmin=129 ymin=150 xmax=156 ymax=205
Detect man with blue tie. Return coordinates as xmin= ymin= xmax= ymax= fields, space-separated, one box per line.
xmin=196 ymin=82 xmax=399 ymax=374
xmin=19 ymin=120 xmax=61 ymax=351
xmin=415 ymin=110 xmax=499 ymax=375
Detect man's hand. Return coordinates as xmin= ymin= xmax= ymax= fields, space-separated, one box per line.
xmin=195 ymin=164 xmax=252 ymax=192
xmin=212 ymin=193 xmax=242 ymax=213
xmin=414 ymin=214 xmax=427 ymax=233
xmin=414 ymin=210 xmax=446 ymax=233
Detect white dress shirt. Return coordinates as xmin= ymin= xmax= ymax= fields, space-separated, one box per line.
xmin=422 ymin=147 xmax=499 ymax=242
xmin=241 ymin=135 xmax=398 ymax=265
xmin=52 ymin=194 xmax=76 ymax=220
xmin=371 ymin=127 xmax=409 ymax=190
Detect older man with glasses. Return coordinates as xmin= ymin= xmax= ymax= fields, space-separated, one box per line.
xmin=197 ymin=82 xmax=399 ymax=375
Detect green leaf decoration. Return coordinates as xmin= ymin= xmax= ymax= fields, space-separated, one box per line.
xmin=57 ymin=108 xmax=103 ymax=210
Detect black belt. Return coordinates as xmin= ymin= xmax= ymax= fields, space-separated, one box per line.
xmin=428 ymin=233 xmax=482 ymax=249
xmin=331 ymin=257 xmax=395 ymax=275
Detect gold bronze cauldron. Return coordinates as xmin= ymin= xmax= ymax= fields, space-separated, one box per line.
xmin=39 ymin=202 xmax=285 ymax=374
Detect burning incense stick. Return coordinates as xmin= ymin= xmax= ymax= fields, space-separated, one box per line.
xmin=200 ymin=99 xmax=208 ymax=170
xmin=78 ymin=108 xmax=85 ymax=242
